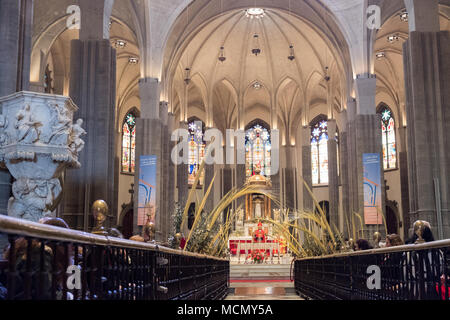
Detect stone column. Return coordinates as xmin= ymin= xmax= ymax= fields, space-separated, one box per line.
xmin=167 ymin=113 xmax=176 ymax=233
xmin=177 ymin=121 xmax=189 ymax=212
xmin=222 ymin=146 xmax=233 ymax=224
xmin=283 ymin=145 xmax=297 ymax=211
xmin=403 ymin=0 xmax=450 ymax=238
xmin=301 ymin=126 xmax=313 ymax=212
xmin=339 ymin=127 xmax=350 ymax=237
xmin=346 ymin=99 xmax=358 ymax=221
xmin=133 ymin=78 xmax=164 ymax=241
xmin=160 ymin=102 xmax=169 ymax=242
xmin=62 ymin=0 xmax=116 ymax=230
xmin=398 ymin=126 xmax=410 ymax=239
xmin=63 ymin=39 xmax=116 ymax=230
xmin=353 ymin=75 xmax=385 ymax=240
xmin=204 ymin=140 xmax=215 ymax=213
xmin=327 ymin=119 xmax=339 ymax=228
xmin=0 ymin=0 xmax=34 ymax=217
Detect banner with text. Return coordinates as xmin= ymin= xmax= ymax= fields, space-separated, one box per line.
xmin=363 ymin=153 xmax=383 ymax=225
xmin=138 ymin=155 xmax=157 ymax=226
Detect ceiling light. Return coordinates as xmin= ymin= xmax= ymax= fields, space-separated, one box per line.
xmin=387 ymin=34 xmax=399 ymax=43
xmin=114 ymin=39 xmax=127 ymax=49
xmin=288 ymin=45 xmax=295 ymax=61
xmin=184 ymin=68 xmax=191 ymax=85
xmin=245 ymin=8 xmax=265 ymax=19
xmin=253 ymin=82 xmax=262 ymax=90
xmin=252 ymin=34 xmax=261 ymax=56
xmin=218 ymin=46 xmax=226 ymax=63
xmin=324 ymin=66 xmax=330 ymax=82
xmin=376 ymin=52 xmax=386 ymax=59
xmin=128 ymin=57 xmax=139 ymax=64
xmin=399 ymin=11 xmax=408 ymax=22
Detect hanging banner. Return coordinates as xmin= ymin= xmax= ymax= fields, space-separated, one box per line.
xmin=363 ymin=153 xmax=383 ymax=225
xmin=138 ymin=155 xmax=157 ymax=226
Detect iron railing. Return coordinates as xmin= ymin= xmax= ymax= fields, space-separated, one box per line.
xmin=294 ymin=240 xmax=450 ymax=300
xmin=0 ymin=215 xmax=229 ymax=300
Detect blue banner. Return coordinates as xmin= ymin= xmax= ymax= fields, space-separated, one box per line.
xmin=363 ymin=153 xmax=383 ymax=225
xmin=138 ymin=155 xmax=157 ymax=226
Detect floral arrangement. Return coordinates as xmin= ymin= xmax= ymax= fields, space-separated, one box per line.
xmin=251 ymin=250 xmax=265 ymax=263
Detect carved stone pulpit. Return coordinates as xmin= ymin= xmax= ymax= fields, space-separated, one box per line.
xmin=0 ymin=91 xmax=85 ymax=222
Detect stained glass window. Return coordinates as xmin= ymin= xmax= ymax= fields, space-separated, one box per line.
xmin=122 ymin=112 xmax=136 ymax=173
xmin=379 ymin=106 xmax=397 ymax=170
xmin=310 ymin=118 xmax=339 ymax=185
xmin=188 ymin=120 xmax=206 ymax=185
xmin=245 ymin=124 xmax=271 ymax=177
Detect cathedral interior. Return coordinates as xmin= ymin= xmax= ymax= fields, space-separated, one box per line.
xmin=0 ymin=0 xmax=449 ymax=302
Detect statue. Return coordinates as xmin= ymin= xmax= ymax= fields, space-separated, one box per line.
xmin=92 ymin=200 xmax=109 ymax=235
xmin=48 ymin=103 xmax=72 ymax=145
xmin=70 ymin=119 xmax=86 ymax=154
xmin=253 ymin=222 xmax=266 ymax=243
xmin=15 ymin=105 xmax=41 ymax=144
xmin=142 ymin=213 xmax=155 ymax=242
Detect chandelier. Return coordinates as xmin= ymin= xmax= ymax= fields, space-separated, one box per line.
xmin=288 ymin=45 xmax=295 ymax=61
xmin=184 ymin=67 xmax=191 ymax=85
xmin=252 ymin=34 xmax=261 ymax=56
xmin=218 ymin=46 xmax=226 ymax=62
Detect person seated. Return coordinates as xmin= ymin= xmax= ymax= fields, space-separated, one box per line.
xmin=385 ymin=234 xmax=404 ymax=247
xmin=354 ymin=239 xmax=373 ymax=251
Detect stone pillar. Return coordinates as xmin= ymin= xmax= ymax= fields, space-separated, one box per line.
xmin=167 ymin=113 xmax=176 ymax=233
xmin=0 ymin=0 xmax=33 ymax=217
xmin=346 ymin=99 xmax=358 ymax=221
xmin=160 ymin=102 xmax=169 ymax=242
xmin=204 ymin=143 xmax=215 ymax=213
xmin=283 ymin=145 xmax=297 ymax=211
xmin=134 ymin=78 xmax=164 ymax=241
xmin=222 ymin=146 xmax=233 ymax=224
xmin=353 ymin=75 xmax=385 ymax=240
xmin=301 ymin=126 xmax=313 ymax=212
xmin=327 ymin=119 xmax=339 ymax=228
xmin=63 ymin=39 xmax=116 ymax=230
xmin=403 ymin=0 xmax=450 ymax=238
xmin=177 ymin=121 xmax=189 ymax=211
xmin=340 ymin=127 xmax=350 ymax=237
xmin=398 ymin=126 xmax=410 ymax=239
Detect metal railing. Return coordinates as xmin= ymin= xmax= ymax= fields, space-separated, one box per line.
xmin=0 ymin=215 xmax=229 ymax=300
xmin=294 ymin=240 xmax=450 ymax=300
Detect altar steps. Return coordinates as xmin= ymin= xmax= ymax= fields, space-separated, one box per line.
xmin=230 ymin=263 xmax=293 ymax=280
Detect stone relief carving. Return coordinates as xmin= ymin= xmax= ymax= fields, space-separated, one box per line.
xmin=0 ymin=114 xmax=9 ymax=146
xmin=69 ymin=119 xmax=86 ymax=154
xmin=8 ymin=178 xmax=62 ymax=221
xmin=48 ymin=103 xmax=72 ymax=145
xmin=15 ymin=104 xmax=42 ymax=144
xmin=0 ymin=92 xmax=85 ymax=222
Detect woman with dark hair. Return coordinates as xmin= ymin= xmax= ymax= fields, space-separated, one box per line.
xmin=355 ymin=239 xmax=373 ymax=251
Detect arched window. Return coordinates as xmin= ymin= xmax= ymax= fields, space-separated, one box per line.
xmin=245 ymin=121 xmax=271 ymax=177
xmin=310 ymin=117 xmax=339 ymax=185
xmin=188 ymin=119 xmax=206 ymax=185
xmin=122 ymin=111 xmax=137 ymax=173
xmin=379 ymin=105 xmax=397 ymax=170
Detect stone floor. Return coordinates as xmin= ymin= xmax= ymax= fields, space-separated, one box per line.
xmin=227 ymin=263 xmax=303 ymax=300
xmin=226 ymin=280 xmax=303 ymax=300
